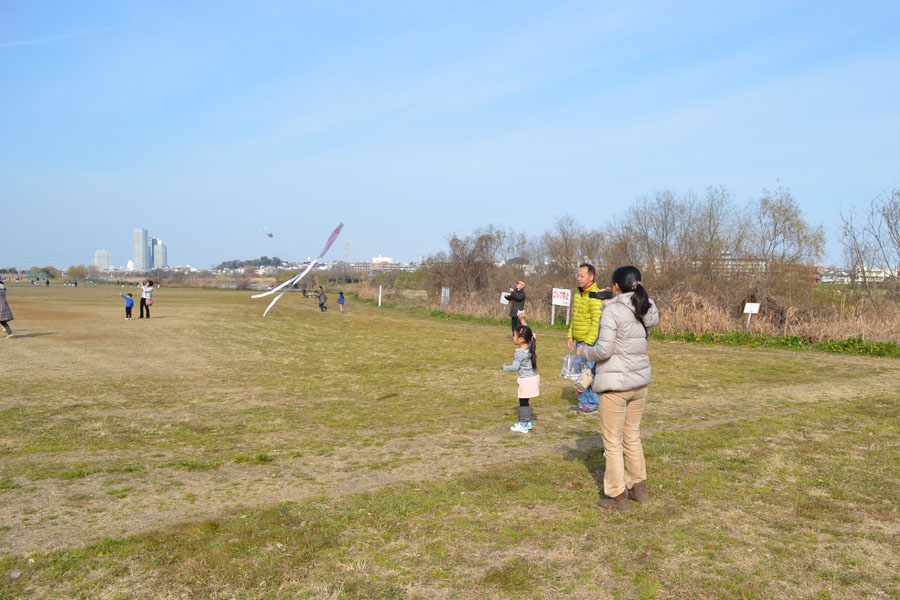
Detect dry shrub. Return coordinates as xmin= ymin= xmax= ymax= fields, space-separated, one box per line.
xmin=351 ymin=275 xmax=900 ymax=344
xmin=653 ymin=290 xmax=734 ymax=335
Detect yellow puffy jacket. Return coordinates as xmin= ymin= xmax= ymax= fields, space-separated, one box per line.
xmin=567 ymin=282 xmax=604 ymax=345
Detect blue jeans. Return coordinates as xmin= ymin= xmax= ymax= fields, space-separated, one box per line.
xmin=575 ymin=341 xmax=599 ymax=409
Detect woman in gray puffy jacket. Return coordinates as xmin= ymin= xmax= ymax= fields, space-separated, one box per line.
xmin=577 ymin=265 xmax=659 ymax=511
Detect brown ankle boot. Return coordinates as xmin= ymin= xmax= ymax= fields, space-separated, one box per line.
xmin=627 ymin=481 xmax=648 ymax=503
xmin=597 ymin=491 xmax=630 ymax=511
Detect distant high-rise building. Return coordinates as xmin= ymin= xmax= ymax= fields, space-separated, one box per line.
xmin=133 ymin=228 xmax=150 ymax=271
xmin=152 ymin=239 xmax=168 ymax=269
xmin=92 ymin=250 xmax=110 ymax=270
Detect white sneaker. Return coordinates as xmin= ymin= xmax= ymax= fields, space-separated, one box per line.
xmin=510 ymin=421 xmax=530 ymax=433
xmin=5 ymin=333 xmax=12 ymax=339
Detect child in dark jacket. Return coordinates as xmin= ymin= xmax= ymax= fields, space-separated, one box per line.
xmin=120 ymin=293 xmax=134 ymax=320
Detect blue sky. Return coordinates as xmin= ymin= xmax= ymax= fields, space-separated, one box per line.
xmin=2 ymin=1 xmax=898 ymax=269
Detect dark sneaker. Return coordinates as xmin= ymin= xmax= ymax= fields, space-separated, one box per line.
xmin=575 ymin=405 xmax=597 ymax=414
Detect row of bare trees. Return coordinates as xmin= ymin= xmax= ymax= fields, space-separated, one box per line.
xmin=412 ymin=185 xmax=900 ymax=341
xmin=429 ymin=185 xmax=824 ymax=301
xmin=841 ymin=188 xmax=900 ymax=294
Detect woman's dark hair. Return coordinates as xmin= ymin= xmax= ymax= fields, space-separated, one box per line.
xmin=515 ymin=324 xmax=537 ymax=371
xmin=612 ymin=266 xmax=650 ymax=317
xmin=147 ymin=280 xmax=154 ymax=287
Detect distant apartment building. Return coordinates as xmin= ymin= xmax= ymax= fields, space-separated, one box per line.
xmin=151 ymin=238 xmax=168 ymax=269
xmin=855 ymin=265 xmax=893 ymax=283
xmin=132 ymin=229 xmax=169 ymax=271
xmin=133 ymin=228 xmax=150 ymax=271
xmin=347 ymin=259 xmax=416 ymax=273
xmin=92 ymin=250 xmax=110 ymax=270
xmin=689 ymin=254 xmax=767 ymax=276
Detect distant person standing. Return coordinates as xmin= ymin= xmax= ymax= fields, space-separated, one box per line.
xmin=338 ymin=292 xmax=345 ymax=313
xmin=120 ymin=293 xmax=134 ymax=320
xmin=504 ymin=281 xmax=526 ymax=334
xmin=316 ymin=286 xmax=327 ymax=312
xmin=139 ymin=280 xmax=153 ymax=318
xmin=568 ymin=263 xmax=607 ymax=414
xmin=0 ymin=280 xmax=14 ymax=338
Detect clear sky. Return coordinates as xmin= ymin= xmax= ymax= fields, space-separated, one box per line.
xmin=2 ymin=1 xmax=898 ymax=269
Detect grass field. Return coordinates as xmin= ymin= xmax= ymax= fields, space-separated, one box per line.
xmin=1 ymin=284 xmax=898 ymax=599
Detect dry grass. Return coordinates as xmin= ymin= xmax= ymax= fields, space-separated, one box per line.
xmin=351 ymin=280 xmax=900 ymax=343
xmin=1 ymin=284 xmax=899 ymax=599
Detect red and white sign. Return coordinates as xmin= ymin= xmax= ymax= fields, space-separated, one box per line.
xmin=552 ymin=288 xmax=571 ymax=307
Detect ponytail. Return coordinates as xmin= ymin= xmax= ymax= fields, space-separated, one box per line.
xmin=515 ymin=324 xmax=538 ymax=371
xmin=611 ymin=265 xmax=651 ymax=317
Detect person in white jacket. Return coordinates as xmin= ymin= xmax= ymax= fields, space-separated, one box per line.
xmin=139 ymin=280 xmax=154 ymax=319
xmin=578 ymin=265 xmax=659 ymax=511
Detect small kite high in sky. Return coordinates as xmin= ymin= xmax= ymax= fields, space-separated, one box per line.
xmin=251 ymin=222 xmax=344 ymax=317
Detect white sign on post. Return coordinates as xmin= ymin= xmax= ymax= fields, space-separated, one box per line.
xmin=440 ymin=286 xmax=450 ymax=311
xmin=743 ymin=302 xmax=760 ymax=328
xmin=551 ymin=288 xmax=572 ymax=326
xmin=552 ymin=288 xmax=571 ymax=307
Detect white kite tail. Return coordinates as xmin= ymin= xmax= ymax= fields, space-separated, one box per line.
xmin=251 ymin=261 xmax=316 ymax=299
xmin=253 ymin=222 xmax=343 ymax=317
xmin=260 ymin=264 xmax=317 ymax=317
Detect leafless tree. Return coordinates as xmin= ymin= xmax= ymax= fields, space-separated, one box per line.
xmin=428 ymin=225 xmax=506 ymax=296
xmin=840 ymin=207 xmax=878 ymax=290
xmin=539 ymin=216 xmax=602 ymax=278
xmin=749 ymin=186 xmax=824 ymax=280
xmin=689 ymin=186 xmax=748 ymax=280
xmin=865 ymin=188 xmax=900 ymax=296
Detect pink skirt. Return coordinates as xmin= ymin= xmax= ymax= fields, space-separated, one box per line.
xmin=517 ymin=375 xmax=540 ymax=399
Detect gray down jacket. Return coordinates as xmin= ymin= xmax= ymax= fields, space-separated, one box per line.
xmin=580 ymin=291 xmax=659 ymax=392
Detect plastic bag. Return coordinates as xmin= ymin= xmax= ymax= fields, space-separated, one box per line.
xmin=560 ymin=353 xmax=583 ymax=380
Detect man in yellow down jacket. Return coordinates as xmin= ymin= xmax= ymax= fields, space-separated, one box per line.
xmin=567 ymin=263 xmax=605 ymax=413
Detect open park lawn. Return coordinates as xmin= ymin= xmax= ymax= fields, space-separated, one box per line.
xmin=1 ymin=285 xmax=898 ymax=599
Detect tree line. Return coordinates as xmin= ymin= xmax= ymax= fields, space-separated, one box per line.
xmin=419 ymin=185 xmax=900 ymax=332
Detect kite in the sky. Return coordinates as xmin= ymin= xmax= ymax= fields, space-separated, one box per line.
xmin=251 ymin=222 xmax=344 ymax=317
xmin=262 ymin=226 xmax=274 ymax=238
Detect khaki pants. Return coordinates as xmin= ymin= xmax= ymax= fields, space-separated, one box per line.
xmin=599 ymin=386 xmax=648 ymax=497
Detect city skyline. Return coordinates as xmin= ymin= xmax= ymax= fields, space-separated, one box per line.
xmin=132 ymin=228 xmax=167 ymax=271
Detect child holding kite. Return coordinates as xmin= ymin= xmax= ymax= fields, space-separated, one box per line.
xmin=502 ymin=324 xmax=540 ymax=433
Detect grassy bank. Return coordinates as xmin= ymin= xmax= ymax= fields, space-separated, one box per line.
xmin=1 ymin=285 xmax=898 ymax=599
